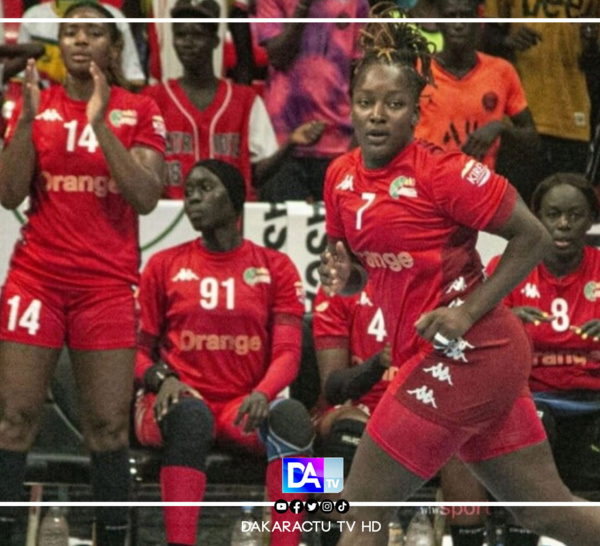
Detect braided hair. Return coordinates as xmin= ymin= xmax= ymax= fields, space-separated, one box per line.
xmin=351 ymin=3 xmax=434 ymax=104
xmin=59 ymin=1 xmax=129 ymax=89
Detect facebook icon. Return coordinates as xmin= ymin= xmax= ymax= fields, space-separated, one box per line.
xmin=282 ymin=457 xmax=344 ymax=493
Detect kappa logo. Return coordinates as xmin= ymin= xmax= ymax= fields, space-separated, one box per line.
xmin=521 ymin=283 xmax=541 ymax=299
xmin=461 ymin=159 xmax=491 ymax=187
xmin=407 ymin=386 xmax=437 ymax=408
xmin=35 ymin=109 xmax=63 ymax=122
xmin=446 ymin=276 xmax=467 ymax=294
xmin=358 ymin=291 xmax=373 ymax=307
xmin=336 ymin=174 xmax=354 ymax=191
xmin=423 ymin=363 xmax=454 ymax=386
xmin=442 ymin=337 xmax=475 ymax=363
xmin=172 ymin=268 xmax=199 ymax=282
xmin=448 ymin=297 xmax=465 ymax=308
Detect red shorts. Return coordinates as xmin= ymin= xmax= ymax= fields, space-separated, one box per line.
xmin=134 ymin=392 xmax=265 ymax=455
xmin=368 ymin=392 xmax=547 ymax=480
xmin=0 ymin=270 xmax=137 ymax=350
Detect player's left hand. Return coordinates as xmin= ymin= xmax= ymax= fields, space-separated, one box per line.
xmin=234 ymin=391 xmax=269 ymax=433
xmin=87 ymin=61 xmax=111 ymax=126
xmin=572 ymin=319 xmax=600 ymax=342
xmin=415 ymin=306 xmax=475 ymax=344
xmin=461 ymin=122 xmax=503 ymax=161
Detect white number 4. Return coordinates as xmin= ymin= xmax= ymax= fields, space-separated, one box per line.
xmin=7 ymin=295 xmax=42 ymax=335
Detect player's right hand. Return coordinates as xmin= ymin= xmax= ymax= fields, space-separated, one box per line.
xmin=319 ymin=241 xmax=352 ymax=296
xmin=512 ymin=306 xmax=554 ymax=326
xmin=506 ymin=26 xmax=542 ymax=52
xmin=154 ymin=377 xmax=202 ymax=422
xmin=21 ymin=58 xmax=40 ymax=122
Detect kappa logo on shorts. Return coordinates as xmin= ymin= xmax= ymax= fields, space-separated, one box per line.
xmin=441 ymin=337 xmax=475 ymax=363
xmin=423 ymin=363 xmax=454 ymax=386
xmin=407 ymin=385 xmax=437 ymax=408
xmin=446 ymin=276 xmax=467 ymax=294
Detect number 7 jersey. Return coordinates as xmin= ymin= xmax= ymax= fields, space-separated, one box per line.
xmin=4 ymin=86 xmax=166 ymax=288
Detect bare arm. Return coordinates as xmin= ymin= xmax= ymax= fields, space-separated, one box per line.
xmin=87 ymin=62 xmax=165 ymax=215
xmin=0 ymin=59 xmax=39 ymax=209
xmin=0 ymin=43 xmax=45 ymax=81
xmin=229 ymin=7 xmax=255 ymax=85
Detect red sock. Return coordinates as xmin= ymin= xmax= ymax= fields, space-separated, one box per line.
xmin=266 ymin=459 xmax=308 ymax=546
xmin=160 ymin=466 xmax=206 ymax=545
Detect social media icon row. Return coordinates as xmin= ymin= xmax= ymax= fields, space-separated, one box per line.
xmin=274 ymin=499 xmax=350 ymax=515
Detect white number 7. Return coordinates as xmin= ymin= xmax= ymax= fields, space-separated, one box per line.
xmin=356 ymin=192 xmax=376 ymax=230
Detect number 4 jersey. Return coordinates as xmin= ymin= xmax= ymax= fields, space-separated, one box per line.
xmin=487 ymin=246 xmax=600 ymax=392
xmin=4 ymin=86 xmax=166 ymax=288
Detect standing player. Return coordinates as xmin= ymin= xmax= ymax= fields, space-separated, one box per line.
xmin=319 ymin=12 xmax=600 ymax=546
xmin=313 ymin=283 xmax=393 ymax=546
xmin=143 ymin=0 xmax=325 ymax=200
xmin=415 ymin=0 xmax=537 ymax=171
xmin=134 ymin=160 xmax=315 ymax=546
xmin=0 ymin=4 xmax=165 ymax=546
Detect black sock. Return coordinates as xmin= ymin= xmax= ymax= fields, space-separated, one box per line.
xmin=450 ymin=524 xmax=486 ymax=546
xmin=320 ymin=520 xmax=341 ymax=546
xmin=90 ymin=448 xmax=130 ymax=546
xmin=0 ymin=449 xmax=27 ymax=501
xmin=507 ymin=525 xmax=539 ymax=546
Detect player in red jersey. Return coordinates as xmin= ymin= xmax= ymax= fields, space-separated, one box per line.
xmin=143 ymin=0 xmax=325 ymax=201
xmin=319 ymin=12 xmax=600 ymax=546
xmin=0 ymin=3 xmax=165 ymax=545
xmin=312 ymin=283 xmax=393 ymax=546
xmin=134 ymin=159 xmax=314 ymax=546
xmin=485 ymin=174 xmax=600 ymax=541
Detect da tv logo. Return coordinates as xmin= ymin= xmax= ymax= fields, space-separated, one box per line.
xmin=282 ymin=458 xmax=344 ymax=493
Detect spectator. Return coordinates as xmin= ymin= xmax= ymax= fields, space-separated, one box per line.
xmin=482 ymin=7 xmax=600 ymax=178
xmin=134 ymin=159 xmax=314 ymax=546
xmin=18 ymin=0 xmax=145 ymax=87
xmin=0 ymin=3 xmax=165 ymax=546
xmin=143 ymin=0 xmax=324 ymax=200
xmin=254 ymin=0 xmax=368 ymax=203
xmin=312 ymin=283 xmax=393 ymax=545
xmin=319 ymin=14 xmax=600 ymax=546
xmin=147 ymin=0 xmax=255 ymax=85
xmin=416 ymin=0 xmax=537 ymax=174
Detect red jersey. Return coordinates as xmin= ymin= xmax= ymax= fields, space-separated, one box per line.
xmin=487 ymin=246 xmax=600 ymax=392
xmin=4 ymin=86 xmax=166 ymax=289
xmin=143 ymin=79 xmax=276 ymax=201
xmin=135 ymin=239 xmax=305 ymax=403
xmin=313 ymin=284 xmax=396 ymax=414
xmin=415 ymin=53 xmax=528 ymax=169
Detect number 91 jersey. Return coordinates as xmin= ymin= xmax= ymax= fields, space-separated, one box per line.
xmin=487 ymin=246 xmax=600 ymax=392
xmin=137 ymin=239 xmax=305 ymax=402
xmin=5 ymin=86 xmax=166 ymax=288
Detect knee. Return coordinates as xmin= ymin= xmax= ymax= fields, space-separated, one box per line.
xmin=510 ymin=506 xmax=563 ymax=536
xmin=83 ymin=408 xmax=130 ymax=452
xmin=160 ymin=398 xmax=214 ymax=470
xmin=320 ymin=418 xmax=366 ymax=477
xmin=263 ymin=399 xmax=314 ymax=460
xmin=0 ymin=401 xmax=44 ymax=449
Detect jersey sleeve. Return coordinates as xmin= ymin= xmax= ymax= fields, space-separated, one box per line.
xmin=270 ymin=251 xmax=305 ymax=320
xmin=313 ymin=287 xmax=352 ymax=351
xmin=138 ymin=253 xmax=169 ymax=339
xmin=249 ymin=95 xmax=279 ymax=163
xmin=131 ymin=95 xmax=166 ymax=154
xmin=428 ymin=151 xmax=517 ymax=232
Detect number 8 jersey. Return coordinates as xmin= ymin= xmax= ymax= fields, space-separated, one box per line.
xmin=487 ymin=246 xmax=600 ymax=392
xmin=4 ymin=86 xmax=166 ymax=288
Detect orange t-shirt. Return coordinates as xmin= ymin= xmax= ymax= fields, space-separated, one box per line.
xmin=415 ymin=52 xmax=528 ymax=168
